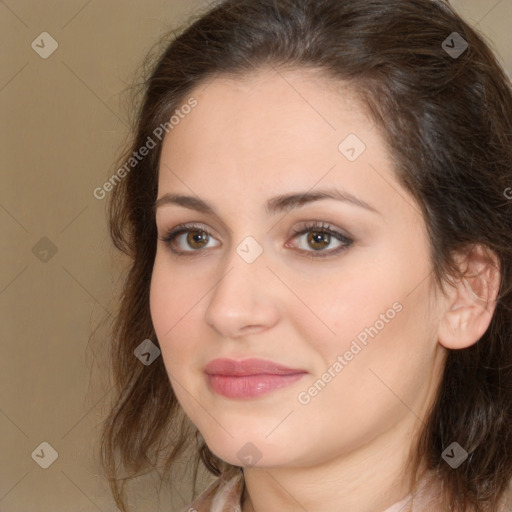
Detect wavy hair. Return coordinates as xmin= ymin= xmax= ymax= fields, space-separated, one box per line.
xmin=100 ymin=0 xmax=512 ymax=510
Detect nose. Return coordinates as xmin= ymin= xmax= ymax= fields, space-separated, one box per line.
xmin=204 ymin=242 xmax=280 ymax=339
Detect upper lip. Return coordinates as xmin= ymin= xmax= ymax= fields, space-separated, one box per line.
xmin=204 ymin=358 xmax=306 ymax=376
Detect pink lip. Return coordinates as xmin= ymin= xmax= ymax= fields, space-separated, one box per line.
xmin=204 ymin=358 xmax=305 ymax=376
xmin=204 ymin=358 xmax=307 ymax=399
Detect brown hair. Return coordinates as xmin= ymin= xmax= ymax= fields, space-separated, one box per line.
xmin=100 ymin=0 xmax=512 ymax=510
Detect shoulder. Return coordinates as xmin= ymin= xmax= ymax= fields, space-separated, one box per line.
xmin=178 ymin=469 xmax=244 ymax=512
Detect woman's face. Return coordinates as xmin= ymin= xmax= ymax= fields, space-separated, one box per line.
xmin=150 ymin=68 xmax=447 ymax=468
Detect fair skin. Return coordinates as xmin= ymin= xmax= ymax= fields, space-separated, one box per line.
xmin=149 ymin=67 xmax=499 ymax=512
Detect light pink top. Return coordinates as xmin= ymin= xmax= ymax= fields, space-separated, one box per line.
xmin=178 ymin=469 xmax=433 ymax=512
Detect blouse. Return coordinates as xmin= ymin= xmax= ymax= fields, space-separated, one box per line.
xmin=178 ymin=469 xmax=420 ymax=512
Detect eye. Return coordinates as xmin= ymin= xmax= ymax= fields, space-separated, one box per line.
xmin=158 ymin=221 xmax=353 ymax=259
xmin=158 ymin=223 xmax=220 ymax=253
xmin=287 ymin=221 xmax=353 ymax=258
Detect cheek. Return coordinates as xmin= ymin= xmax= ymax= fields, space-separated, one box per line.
xmin=149 ymin=255 xmax=202 ymax=367
xmin=149 ymin=262 xmax=209 ymax=425
xmin=150 ymin=252 xmax=208 ymax=324
xmin=287 ymin=258 xmax=395 ymax=359
xmin=290 ymin=244 xmax=433 ymax=392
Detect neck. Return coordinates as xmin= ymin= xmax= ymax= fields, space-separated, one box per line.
xmin=240 ymin=420 xmax=431 ymax=512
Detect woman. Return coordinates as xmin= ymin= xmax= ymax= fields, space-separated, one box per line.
xmin=100 ymin=0 xmax=512 ymax=510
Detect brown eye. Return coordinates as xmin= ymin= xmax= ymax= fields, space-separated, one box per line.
xmin=159 ymin=223 xmax=220 ymax=253
xmin=186 ymin=230 xmax=209 ymax=249
xmin=288 ymin=221 xmax=353 ymax=259
xmin=307 ymin=231 xmax=332 ymax=251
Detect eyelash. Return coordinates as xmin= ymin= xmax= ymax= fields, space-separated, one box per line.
xmin=158 ymin=221 xmax=353 ymax=259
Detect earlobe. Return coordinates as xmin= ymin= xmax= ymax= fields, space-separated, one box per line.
xmin=437 ymin=245 xmax=501 ymax=350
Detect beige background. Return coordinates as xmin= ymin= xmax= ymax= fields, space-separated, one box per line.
xmin=1 ymin=1 xmax=511 ymax=511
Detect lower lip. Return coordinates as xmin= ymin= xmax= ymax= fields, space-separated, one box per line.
xmin=206 ymin=373 xmax=306 ymax=399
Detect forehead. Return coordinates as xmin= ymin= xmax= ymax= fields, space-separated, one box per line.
xmin=167 ymin=69 xmax=369 ymax=141
xmin=157 ymin=67 xmax=396 ymax=210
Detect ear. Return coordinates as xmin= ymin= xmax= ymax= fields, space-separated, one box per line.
xmin=437 ymin=244 xmax=501 ymax=350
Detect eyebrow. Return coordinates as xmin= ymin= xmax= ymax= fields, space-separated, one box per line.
xmin=154 ymin=187 xmax=380 ymax=216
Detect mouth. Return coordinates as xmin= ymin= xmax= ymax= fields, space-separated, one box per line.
xmin=204 ymin=358 xmax=307 ymax=399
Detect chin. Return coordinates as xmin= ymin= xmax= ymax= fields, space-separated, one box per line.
xmin=201 ymin=430 xmax=294 ymax=468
